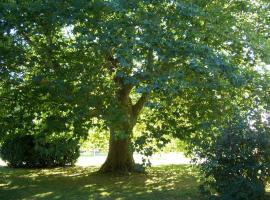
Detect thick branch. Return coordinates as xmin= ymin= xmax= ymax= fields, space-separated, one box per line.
xmin=104 ymin=54 xmax=118 ymax=75
xmin=108 ymin=56 xmax=118 ymax=69
xmin=119 ymin=83 xmax=133 ymax=96
xmin=0 ymin=97 xmax=9 ymax=100
xmin=109 ymin=58 xmax=133 ymax=102
xmin=88 ymin=108 xmax=98 ymax=118
xmin=132 ymin=93 xmax=148 ymax=118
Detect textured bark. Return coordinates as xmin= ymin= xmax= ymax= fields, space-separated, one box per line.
xmin=99 ymin=60 xmax=148 ymax=173
xmin=99 ymin=129 xmax=135 ymax=173
xmin=99 ymin=91 xmax=148 ymax=173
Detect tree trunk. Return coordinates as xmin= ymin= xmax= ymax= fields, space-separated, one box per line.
xmin=99 ymin=71 xmax=147 ymax=173
xmin=99 ymin=128 xmax=135 ymax=173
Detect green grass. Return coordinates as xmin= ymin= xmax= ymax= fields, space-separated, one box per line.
xmin=0 ymin=165 xmax=202 ymax=200
xmin=0 ymin=165 xmax=269 ymax=200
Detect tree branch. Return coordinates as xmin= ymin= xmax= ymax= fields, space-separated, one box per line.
xmin=132 ymin=93 xmax=148 ymax=118
xmin=104 ymin=54 xmax=118 ymax=75
xmin=0 ymin=97 xmax=9 ymax=100
xmin=88 ymin=108 xmax=98 ymax=118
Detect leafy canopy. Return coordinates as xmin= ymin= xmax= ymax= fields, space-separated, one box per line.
xmin=0 ymin=1 xmax=269 ymax=150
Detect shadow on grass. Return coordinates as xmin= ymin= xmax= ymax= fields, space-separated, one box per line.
xmin=0 ymin=165 xmax=201 ymax=200
xmin=1 ymin=165 xmax=269 ymax=200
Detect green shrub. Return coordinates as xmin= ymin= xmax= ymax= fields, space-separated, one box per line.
xmin=196 ymin=118 xmax=270 ymax=200
xmin=0 ymin=135 xmax=37 ymax=168
xmin=35 ymin=137 xmax=80 ymax=167
xmin=0 ymin=135 xmax=80 ymax=168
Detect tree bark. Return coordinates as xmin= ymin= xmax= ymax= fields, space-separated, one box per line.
xmin=99 ymin=95 xmax=148 ymax=173
xmin=99 ymin=128 xmax=135 ymax=173
xmin=99 ymin=60 xmax=148 ymax=173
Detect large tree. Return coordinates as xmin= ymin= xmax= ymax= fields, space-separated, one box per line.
xmin=0 ymin=0 xmax=269 ymax=172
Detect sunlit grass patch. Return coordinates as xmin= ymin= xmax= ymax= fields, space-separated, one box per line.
xmin=0 ymin=165 xmax=201 ymax=200
xmin=1 ymin=165 xmax=269 ymax=200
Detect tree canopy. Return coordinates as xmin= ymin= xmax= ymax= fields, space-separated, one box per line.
xmin=0 ymin=0 xmax=269 ymax=172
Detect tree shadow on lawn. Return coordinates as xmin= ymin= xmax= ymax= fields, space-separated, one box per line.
xmin=1 ymin=165 xmax=269 ymax=200
xmin=0 ymin=165 xmax=202 ymax=200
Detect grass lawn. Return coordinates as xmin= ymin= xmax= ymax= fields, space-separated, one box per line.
xmin=0 ymin=165 xmax=269 ymax=200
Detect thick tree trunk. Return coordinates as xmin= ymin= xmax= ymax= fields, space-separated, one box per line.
xmin=99 ymin=129 xmax=135 ymax=173
xmin=99 ymin=66 xmax=148 ymax=173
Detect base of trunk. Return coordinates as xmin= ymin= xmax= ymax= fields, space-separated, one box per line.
xmin=99 ymin=136 xmax=135 ymax=173
xmin=99 ymin=156 xmax=135 ymax=173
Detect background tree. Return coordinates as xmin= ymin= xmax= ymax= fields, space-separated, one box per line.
xmin=0 ymin=0 xmax=269 ymax=173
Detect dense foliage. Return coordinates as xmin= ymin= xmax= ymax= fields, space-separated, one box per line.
xmin=0 ymin=135 xmax=36 ymax=168
xmin=0 ymin=135 xmax=80 ymax=168
xmin=194 ymin=114 xmax=270 ymax=200
xmin=0 ymin=0 xmax=269 ymax=172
